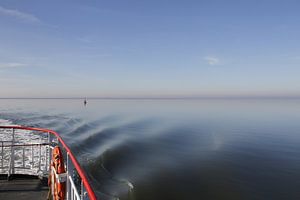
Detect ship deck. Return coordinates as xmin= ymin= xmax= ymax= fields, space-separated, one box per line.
xmin=0 ymin=175 xmax=48 ymax=200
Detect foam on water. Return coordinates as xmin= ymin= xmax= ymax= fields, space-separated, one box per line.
xmin=0 ymin=119 xmax=13 ymax=125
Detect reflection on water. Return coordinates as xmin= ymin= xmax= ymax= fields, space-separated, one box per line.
xmin=1 ymin=99 xmax=300 ymax=199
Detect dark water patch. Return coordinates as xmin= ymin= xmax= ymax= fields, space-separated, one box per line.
xmin=84 ymin=123 xmax=300 ymax=200
xmin=83 ymin=125 xmax=217 ymax=199
xmin=220 ymin=145 xmax=300 ymax=199
xmin=129 ymin=160 xmax=243 ymax=200
xmin=85 ymin=150 xmax=135 ymax=200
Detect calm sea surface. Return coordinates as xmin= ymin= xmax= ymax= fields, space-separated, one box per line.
xmin=1 ymin=99 xmax=300 ymax=200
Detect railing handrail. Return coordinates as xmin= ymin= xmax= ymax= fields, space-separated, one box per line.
xmin=0 ymin=125 xmax=97 ymax=200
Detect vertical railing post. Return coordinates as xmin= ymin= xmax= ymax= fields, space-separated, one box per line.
xmin=22 ymin=147 xmax=25 ymax=169
xmin=31 ymin=145 xmax=34 ymax=168
xmin=1 ymin=141 xmax=3 ymax=170
xmin=66 ymin=152 xmax=72 ymax=200
xmin=46 ymin=132 xmax=51 ymax=172
xmin=10 ymin=128 xmax=15 ymax=177
xmin=81 ymin=181 xmax=84 ymax=200
xmin=38 ymin=144 xmax=42 ymax=171
xmin=12 ymin=128 xmax=15 ymax=174
xmin=81 ymin=181 xmax=88 ymax=200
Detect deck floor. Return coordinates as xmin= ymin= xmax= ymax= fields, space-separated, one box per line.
xmin=0 ymin=175 xmax=48 ymax=200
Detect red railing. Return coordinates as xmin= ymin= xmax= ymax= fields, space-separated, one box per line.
xmin=0 ymin=125 xmax=97 ymax=200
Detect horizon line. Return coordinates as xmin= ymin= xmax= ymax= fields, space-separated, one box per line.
xmin=1 ymin=95 xmax=300 ymax=100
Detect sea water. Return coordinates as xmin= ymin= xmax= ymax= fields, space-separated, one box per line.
xmin=0 ymin=98 xmax=300 ymax=200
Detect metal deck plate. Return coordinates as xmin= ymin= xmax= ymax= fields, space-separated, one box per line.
xmin=0 ymin=175 xmax=48 ymax=200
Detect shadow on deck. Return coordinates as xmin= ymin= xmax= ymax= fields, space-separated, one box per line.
xmin=0 ymin=174 xmax=49 ymax=200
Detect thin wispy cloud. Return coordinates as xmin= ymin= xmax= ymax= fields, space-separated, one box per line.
xmin=0 ymin=6 xmax=40 ymax=23
xmin=0 ymin=63 xmax=28 ymax=69
xmin=204 ymin=56 xmax=220 ymax=66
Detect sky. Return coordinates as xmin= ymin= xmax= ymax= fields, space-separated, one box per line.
xmin=0 ymin=0 xmax=300 ymax=98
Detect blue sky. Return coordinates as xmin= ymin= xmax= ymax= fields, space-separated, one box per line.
xmin=0 ymin=0 xmax=300 ymax=98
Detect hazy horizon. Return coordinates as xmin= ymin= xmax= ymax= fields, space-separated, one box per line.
xmin=1 ymin=94 xmax=300 ymax=99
